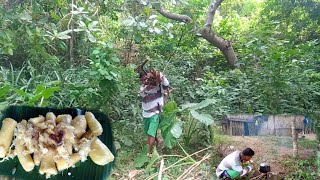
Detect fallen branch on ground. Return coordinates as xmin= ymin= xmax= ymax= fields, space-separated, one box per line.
xmin=158 ymin=159 xmax=164 ymax=180
xmin=177 ymin=154 xmax=211 ymax=180
xmin=146 ymin=146 xmax=212 ymax=180
xmin=250 ymin=173 xmax=267 ymax=180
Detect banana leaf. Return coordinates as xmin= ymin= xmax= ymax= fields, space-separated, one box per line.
xmin=0 ymin=105 xmax=116 ymax=180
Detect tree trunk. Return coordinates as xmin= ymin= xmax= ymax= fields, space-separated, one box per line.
xmin=291 ymin=116 xmax=298 ymax=158
xmin=68 ymin=0 xmax=76 ymax=65
xmin=209 ymin=124 xmax=215 ymax=145
xmin=199 ymin=0 xmax=238 ymax=67
xmin=273 ymin=115 xmax=276 ymax=135
xmin=153 ymin=0 xmax=237 ymax=67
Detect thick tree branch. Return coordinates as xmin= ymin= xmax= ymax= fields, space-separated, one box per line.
xmin=204 ymin=0 xmax=223 ymax=29
xmin=199 ymin=28 xmax=237 ymax=67
xmin=200 ymin=0 xmax=238 ymax=67
xmin=154 ymin=0 xmax=237 ymax=67
xmin=157 ymin=7 xmax=192 ymax=23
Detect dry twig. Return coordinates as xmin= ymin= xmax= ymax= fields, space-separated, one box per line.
xmin=176 ymin=154 xmax=211 ymax=180
xmin=250 ymin=173 xmax=267 ymax=180
xmin=146 ymin=146 xmax=212 ymax=180
xmin=158 ymin=159 xmax=164 ymax=180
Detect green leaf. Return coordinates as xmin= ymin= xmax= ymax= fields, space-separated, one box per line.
xmin=122 ymin=16 xmax=136 ymax=26
xmin=4 ymin=47 xmax=13 ymax=55
xmin=153 ymin=27 xmax=162 ymax=34
xmin=123 ymin=136 xmax=133 ymax=147
xmin=134 ymin=34 xmax=142 ymax=43
xmin=152 ymin=2 xmax=161 ymax=9
xmin=41 ymin=87 xmax=61 ymax=98
xmin=88 ymin=33 xmax=96 ymax=42
xmin=162 ymin=176 xmax=170 ymax=180
xmin=107 ymin=42 xmax=114 ymax=48
xmin=92 ymin=50 xmax=100 ymax=55
xmin=34 ymin=84 xmax=45 ymax=95
xmin=163 ymin=101 xmax=179 ymax=114
xmin=56 ymin=30 xmax=72 ymax=40
xmin=138 ymin=0 xmax=148 ymax=5
xmin=190 ymin=110 xmax=214 ymax=126
xmin=111 ymin=56 xmax=120 ymax=62
xmin=160 ymin=101 xmax=179 ymax=149
xmin=20 ymin=12 xmax=32 ymax=22
xmin=190 ymin=99 xmax=217 ymax=110
xmin=0 ymin=101 xmax=9 ymax=111
xmin=146 ymin=148 xmax=159 ymax=171
xmin=170 ymin=121 xmax=183 ymax=138
xmin=14 ymin=88 xmax=30 ymax=98
xmin=28 ymin=94 xmax=43 ymax=105
xmin=0 ymin=84 xmax=10 ymax=98
xmin=134 ymin=145 xmax=149 ymax=168
xmin=59 ymin=41 xmax=67 ymax=50
xmin=110 ymin=71 xmax=118 ymax=77
xmin=46 ymin=81 xmax=61 ymax=86
xmin=163 ymin=131 xmax=175 ymax=149
xmin=89 ymin=71 xmax=98 ymax=75
xmin=181 ymin=103 xmax=198 ymax=111
xmin=114 ymin=141 xmax=121 ymax=150
xmin=88 ymin=21 xmax=99 ymax=29
xmin=105 ymin=75 xmax=113 ymax=80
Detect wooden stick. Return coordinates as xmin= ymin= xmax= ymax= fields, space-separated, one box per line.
xmin=158 ymin=159 xmax=164 ymax=180
xmin=146 ymin=146 xmax=212 ymax=180
xmin=176 ymin=154 xmax=211 ymax=180
xmin=250 ymin=173 xmax=266 ymax=180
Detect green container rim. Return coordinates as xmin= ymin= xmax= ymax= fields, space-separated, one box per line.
xmin=0 ymin=105 xmax=117 ymax=180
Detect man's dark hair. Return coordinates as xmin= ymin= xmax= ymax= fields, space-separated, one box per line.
xmin=242 ymin=148 xmax=255 ymax=156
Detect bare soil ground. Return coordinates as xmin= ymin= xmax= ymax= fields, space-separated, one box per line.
xmin=111 ymin=133 xmax=318 ymax=179
xmin=218 ymin=133 xmax=317 ymax=177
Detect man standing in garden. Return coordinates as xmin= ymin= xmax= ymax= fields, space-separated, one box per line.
xmin=138 ymin=69 xmax=170 ymax=156
xmin=216 ymin=147 xmax=255 ymax=179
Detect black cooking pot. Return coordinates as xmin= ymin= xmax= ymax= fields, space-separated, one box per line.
xmin=259 ymin=162 xmax=271 ymax=173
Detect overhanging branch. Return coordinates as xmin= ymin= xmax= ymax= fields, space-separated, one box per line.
xmin=153 ymin=0 xmax=237 ymax=67
xmin=200 ymin=0 xmax=238 ymax=67
xmin=204 ymin=0 xmax=223 ymax=29
xmin=157 ymin=7 xmax=192 ymax=23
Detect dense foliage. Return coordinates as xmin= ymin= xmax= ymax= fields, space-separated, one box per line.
xmin=1 ymin=0 xmax=319 ymax=178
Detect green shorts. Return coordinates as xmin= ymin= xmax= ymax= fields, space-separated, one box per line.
xmin=220 ymin=170 xmax=240 ymax=179
xmin=144 ymin=114 xmax=160 ymax=137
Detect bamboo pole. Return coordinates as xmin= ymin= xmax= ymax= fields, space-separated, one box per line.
xmin=146 ymin=146 xmax=212 ymax=180
xmin=158 ymin=159 xmax=164 ymax=180
xmin=292 ymin=116 xmax=298 ymax=158
xmin=176 ymin=154 xmax=211 ymax=180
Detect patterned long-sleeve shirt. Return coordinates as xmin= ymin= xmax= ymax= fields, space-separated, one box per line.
xmin=140 ymin=72 xmax=169 ymax=118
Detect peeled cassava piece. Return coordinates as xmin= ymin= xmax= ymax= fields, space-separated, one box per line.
xmin=33 ymin=150 xmax=43 ymax=166
xmin=56 ymin=153 xmax=81 ymax=171
xmin=15 ymin=139 xmax=35 ymax=172
xmin=39 ymin=148 xmax=58 ymax=179
xmin=56 ymin=114 xmax=72 ymax=124
xmin=85 ymin=112 xmax=103 ymax=136
xmin=29 ymin=116 xmax=45 ymax=124
xmin=0 ymin=106 xmax=115 ymax=179
xmin=0 ymin=118 xmax=17 ymax=158
xmin=89 ymin=138 xmax=114 ymax=166
xmin=71 ymin=115 xmax=87 ymax=138
xmin=46 ymin=112 xmax=56 ymax=121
